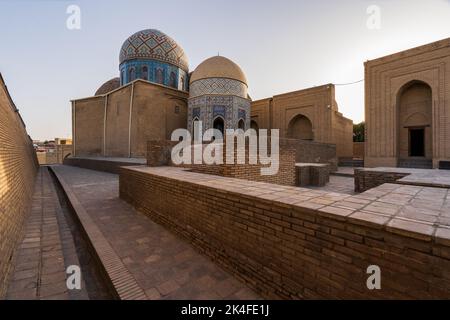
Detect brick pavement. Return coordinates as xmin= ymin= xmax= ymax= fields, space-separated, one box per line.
xmin=307 ymin=176 xmax=355 ymax=195
xmin=51 ymin=165 xmax=259 ymax=300
xmin=6 ymin=167 xmax=88 ymax=300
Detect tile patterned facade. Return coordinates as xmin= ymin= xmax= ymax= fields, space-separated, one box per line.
xmin=188 ymin=73 xmax=250 ymax=134
xmin=189 ymin=78 xmax=247 ymax=98
xmin=120 ymin=60 xmax=188 ymax=91
xmin=119 ymin=29 xmax=189 ymax=91
xmin=119 ymin=29 xmax=188 ymax=71
xmin=187 ymin=95 xmax=251 ymax=134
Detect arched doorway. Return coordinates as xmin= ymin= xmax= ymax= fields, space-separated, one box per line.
xmin=287 ymin=115 xmax=313 ymax=140
xmin=238 ymin=119 xmax=245 ymax=130
xmin=192 ymin=117 xmax=200 ymax=137
xmin=397 ymin=81 xmax=432 ymax=162
xmin=250 ymin=120 xmax=259 ymax=132
xmin=213 ymin=117 xmax=224 ymax=138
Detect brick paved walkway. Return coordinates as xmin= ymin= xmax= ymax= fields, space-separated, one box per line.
xmin=6 ymin=168 xmax=89 ymax=299
xmin=307 ymin=175 xmax=356 ymax=195
xmin=51 ymin=165 xmax=259 ymax=300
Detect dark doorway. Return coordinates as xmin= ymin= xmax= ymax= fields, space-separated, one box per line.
xmin=409 ymin=128 xmax=425 ymax=157
xmin=238 ymin=119 xmax=245 ymax=130
xmin=213 ymin=117 xmax=224 ymax=137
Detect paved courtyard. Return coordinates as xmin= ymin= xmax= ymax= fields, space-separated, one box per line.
xmin=50 ymin=165 xmax=259 ymax=300
xmin=307 ymin=175 xmax=355 ymax=195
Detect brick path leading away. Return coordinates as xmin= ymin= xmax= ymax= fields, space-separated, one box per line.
xmin=6 ymin=168 xmax=89 ymax=300
xmin=50 ymin=165 xmax=259 ymax=300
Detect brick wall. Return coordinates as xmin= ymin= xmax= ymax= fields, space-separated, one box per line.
xmin=281 ymin=139 xmax=338 ymax=171
xmin=354 ymin=169 xmax=409 ymax=193
xmin=147 ymin=140 xmax=178 ymax=167
xmin=37 ymin=145 xmax=73 ymax=165
xmin=216 ymin=146 xmax=296 ymax=186
xmin=147 ymin=140 xmax=297 ymax=186
xmin=0 ymin=74 xmax=38 ymax=297
xmin=353 ymin=142 xmax=365 ymax=160
xmin=365 ymin=37 xmax=450 ymax=168
xmin=252 ymin=84 xmax=353 ymax=159
xmin=73 ymin=80 xmax=188 ymax=158
xmin=120 ymin=167 xmax=450 ymax=299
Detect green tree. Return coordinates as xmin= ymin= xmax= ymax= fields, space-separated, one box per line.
xmin=353 ymin=122 xmax=365 ymax=142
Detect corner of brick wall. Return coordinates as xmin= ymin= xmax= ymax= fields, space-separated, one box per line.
xmin=280 ymin=139 xmax=338 ymax=172
xmin=354 ymin=169 xmax=409 ymax=192
xmin=146 ymin=139 xmax=297 ymax=186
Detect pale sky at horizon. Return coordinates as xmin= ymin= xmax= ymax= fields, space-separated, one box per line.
xmin=1 ymin=0 xmax=450 ymax=141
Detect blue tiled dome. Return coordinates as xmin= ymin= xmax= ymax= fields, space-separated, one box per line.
xmin=119 ymin=29 xmax=188 ymax=72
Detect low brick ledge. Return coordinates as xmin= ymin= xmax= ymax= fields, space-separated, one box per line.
xmin=123 ymin=166 xmax=450 ymax=242
xmin=355 ymin=167 xmax=450 ymax=193
xmin=64 ymin=156 xmax=146 ymax=174
xmin=120 ymin=166 xmax=450 ymax=299
xmin=49 ymin=166 xmax=147 ymax=300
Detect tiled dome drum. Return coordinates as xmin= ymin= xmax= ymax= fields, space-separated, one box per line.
xmin=119 ymin=29 xmax=189 ymax=91
xmin=187 ymin=56 xmax=251 ymax=134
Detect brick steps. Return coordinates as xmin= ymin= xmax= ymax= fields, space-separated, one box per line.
xmin=330 ymin=171 xmax=354 ymax=178
xmin=338 ymin=159 xmax=364 ymax=167
xmin=398 ymin=158 xmax=432 ymax=169
xmin=330 ymin=167 xmax=357 ymax=178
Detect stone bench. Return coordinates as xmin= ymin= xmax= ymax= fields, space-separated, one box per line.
xmin=295 ymin=163 xmax=330 ymax=187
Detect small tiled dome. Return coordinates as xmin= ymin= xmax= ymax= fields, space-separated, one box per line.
xmin=95 ymin=77 xmax=120 ymax=96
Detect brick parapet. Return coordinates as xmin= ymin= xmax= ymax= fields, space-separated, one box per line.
xmin=120 ymin=167 xmax=450 ymax=299
xmin=147 ymin=140 xmax=297 ymax=186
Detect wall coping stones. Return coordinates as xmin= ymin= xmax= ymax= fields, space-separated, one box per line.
xmin=296 ymin=163 xmax=330 ymax=167
xmin=123 ymin=166 xmax=450 ymax=244
xmin=64 ymin=156 xmax=146 ymax=174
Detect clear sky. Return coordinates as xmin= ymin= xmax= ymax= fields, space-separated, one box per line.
xmin=1 ymin=0 xmax=449 ymax=141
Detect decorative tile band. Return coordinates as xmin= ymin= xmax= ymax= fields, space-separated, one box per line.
xmin=190 ymin=78 xmax=247 ymax=98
